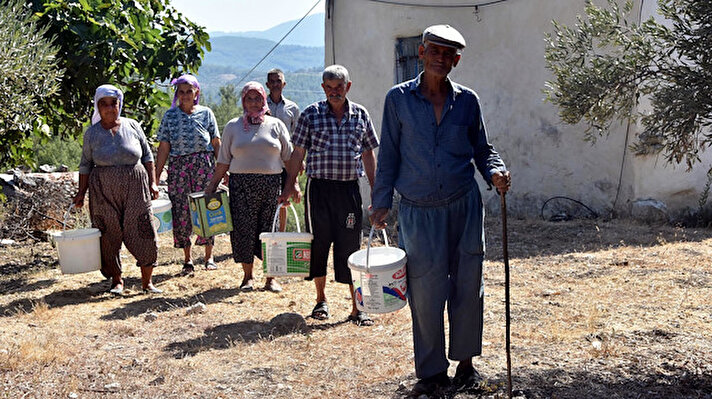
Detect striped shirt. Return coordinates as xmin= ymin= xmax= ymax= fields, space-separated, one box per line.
xmin=292 ymin=99 xmax=379 ymax=181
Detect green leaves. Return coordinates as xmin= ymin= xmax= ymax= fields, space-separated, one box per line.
xmin=544 ymin=0 xmax=712 ymax=169
xmin=0 ymin=0 xmax=63 ymax=170
xmin=29 ymin=0 xmax=210 ymax=141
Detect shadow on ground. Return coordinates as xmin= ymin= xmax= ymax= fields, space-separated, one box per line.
xmin=0 ymin=277 xmax=57 ymax=296
xmin=165 ymin=318 xmax=347 ymax=358
xmin=0 ymin=272 xmax=175 ymax=317
xmin=512 ymin=362 xmax=712 ymax=399
xmin=370 ymin=360 xmax=712 ymax=399
xmin=99 ymin=286 xmax=241 ymax=320
xmin=165 ymin=320 xmax=298 ymax=358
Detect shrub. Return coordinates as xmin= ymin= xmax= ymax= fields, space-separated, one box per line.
xmin=0 ymin=0 xmax=63 ymax=170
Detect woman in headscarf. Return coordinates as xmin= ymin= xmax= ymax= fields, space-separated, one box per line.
xmin=155 ymin=74 xmax=221 ymax=275
xmin=205 ymin=82 xmax=296 ymax=292
xmin=72 ymin=84 xmax=161 ymax=294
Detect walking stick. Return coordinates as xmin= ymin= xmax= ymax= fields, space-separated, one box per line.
xmin=500 ymin=191 xmax=513 ymax=399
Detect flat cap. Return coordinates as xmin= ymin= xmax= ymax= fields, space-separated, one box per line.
xmin=422 ymin=24 xmax=466 ymax=50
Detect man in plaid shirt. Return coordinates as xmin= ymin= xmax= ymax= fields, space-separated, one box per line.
xmin=279 ymin=64 xmax=379 ymax=326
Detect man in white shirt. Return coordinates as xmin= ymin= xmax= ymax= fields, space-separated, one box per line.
xmin=266 ymin=68 xmax=302 ymax=231
xmin=266 ymin=68 xmax=300 ymax=133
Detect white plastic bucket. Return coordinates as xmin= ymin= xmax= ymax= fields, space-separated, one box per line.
xmin=52 ymin=228 xmax=102 ymax=274
xmin=259 ymin=204 xmax=313 ymax=277
xmin=151 ymin=199 xmax=173 ymax=234
xmin=348 ymin=227 xmax=407 ymax=314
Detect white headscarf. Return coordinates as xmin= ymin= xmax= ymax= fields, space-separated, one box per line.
xmin=91 ymin=84 xmax=124 ymax=125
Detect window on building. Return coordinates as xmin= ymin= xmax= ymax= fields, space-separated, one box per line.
xmin=395 ymin=35 xmax=422 ymax=84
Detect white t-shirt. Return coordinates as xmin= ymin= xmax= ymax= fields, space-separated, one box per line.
xmin=218 ymin=115 xmax=292 ymax=174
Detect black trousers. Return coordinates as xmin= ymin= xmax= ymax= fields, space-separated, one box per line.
xmin=304 ymin=178 xmax=362 ymax=284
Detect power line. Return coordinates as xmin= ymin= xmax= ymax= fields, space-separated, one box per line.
xmin=363 ymin=0 xmax=509 ymax=8
xmin=233 ymin=0 xmax=324 ymax=88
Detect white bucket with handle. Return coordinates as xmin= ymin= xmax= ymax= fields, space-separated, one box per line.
xmin=51 ymin=205 xmax=101 ymax=274
xmin=259 ymin=204 xmax=313 ymax=277
xmin=348 ymin=227 xmax=408 ymax=314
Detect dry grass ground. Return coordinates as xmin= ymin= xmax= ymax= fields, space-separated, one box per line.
xmin=1 ymin=217 xmax=711 ymax=399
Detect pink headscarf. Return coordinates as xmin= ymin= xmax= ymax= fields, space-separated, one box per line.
xmin=241 ymin=81 xmax=269 ymax=131
xmin=170 ymin=74 xmax=200 ymax=108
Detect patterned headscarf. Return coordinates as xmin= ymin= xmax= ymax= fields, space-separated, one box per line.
xmin=91 ymin=84 xmax=123 ymax=125
xmin=241 ymin=81 xmax=269 ymax=131
xmin=170 ymin=74 xmax=200 ymax=108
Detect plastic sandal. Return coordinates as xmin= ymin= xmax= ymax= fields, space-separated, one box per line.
xmin=180 ymin=262 xmax=195 ymax=276
xmin=347 ymin=311 xmax=373 ymax=326
xmin=310 ymin=301 xmax=329 ymax=320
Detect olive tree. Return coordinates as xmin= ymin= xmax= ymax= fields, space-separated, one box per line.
xmin=0 ymin=0 xmax=63 ymax=169
xmin=544 ymin=0 xmax=712 ymax=170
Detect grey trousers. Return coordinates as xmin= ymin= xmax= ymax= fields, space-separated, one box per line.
xmin=398 ymin=185 xmax=485 ymax=379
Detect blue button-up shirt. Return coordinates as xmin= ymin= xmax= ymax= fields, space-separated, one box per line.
xmin=372 ymin=74 xmax=506 ymax=208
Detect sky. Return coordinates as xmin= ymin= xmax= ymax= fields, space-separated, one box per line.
xmin=170 ymin=0 xmax=325 ymax=33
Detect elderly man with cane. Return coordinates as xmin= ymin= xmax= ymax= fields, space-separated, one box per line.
xmin=370 ymin=24 xmax=511 ymax=397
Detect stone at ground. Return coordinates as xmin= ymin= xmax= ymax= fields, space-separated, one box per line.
xmin=104 ymin=382 xmax=120 ymax=391
xmin=268 ymin=312 xmax=307 ymax=334
xmin=631 ymin=198 xmax=669 ymax=223
xmin=186 ymin=302 xmax=206 ymax=314
xmin=144 ymin=312 xmax=158 ymax=322
xmin=39 ymin=164 xmax=56 ymax=173
xmin=13 ymin=172 xmax=36 ymax=187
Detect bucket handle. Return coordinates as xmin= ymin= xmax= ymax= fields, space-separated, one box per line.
xmin=62 ymin=204 xmax=75 ymax=231
xmin=270 ymin=203 xmax=301 ymax=233
xmin=365 ymin=225 xmax=389 ymax=272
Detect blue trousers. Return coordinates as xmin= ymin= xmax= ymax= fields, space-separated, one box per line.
xmin=398 ymin=185 xmax=485 ymax=379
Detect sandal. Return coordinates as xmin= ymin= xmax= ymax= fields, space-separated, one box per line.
xmin=180 ymin=262 xmax=195 ymax=276
xmin=264 ymin=279 xmax=282 ymax=293
xmin=204 ymin=259 xmax=218 ymax=270
xmin=107 ymin=278 xmax=124 ymax=295
xmin=347 ymin=311 xmax=374 ymax=326
xmin=240 ymin=278 xmax=254 ymax=292
xmin=142 ymin=285 xmax=163 ymax=294
xmin=310 ymin=301 xmax=329 ymax=320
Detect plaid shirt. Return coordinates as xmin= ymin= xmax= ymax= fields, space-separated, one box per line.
xmin=293 ymin=99 xmax=379 ymax=181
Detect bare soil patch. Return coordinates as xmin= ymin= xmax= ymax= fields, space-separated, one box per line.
xmin=1 ymin=216 xmax=711 ymax=399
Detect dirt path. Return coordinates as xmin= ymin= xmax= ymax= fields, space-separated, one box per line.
xmin=1 ymin=218 xmax=711 ymax=398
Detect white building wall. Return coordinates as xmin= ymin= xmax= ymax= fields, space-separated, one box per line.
xmin=326 ymin=0 xmax=704 ymax=218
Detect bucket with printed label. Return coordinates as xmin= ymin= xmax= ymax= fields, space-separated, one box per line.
xmin=151 ymin=199 xmax=173 ymax=234
xmin=260 ymin=204 xmax=312 ymax=277
xmin=348 ymin=227 xmax=408 ymax=314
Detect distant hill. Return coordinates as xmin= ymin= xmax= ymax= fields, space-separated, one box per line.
xmin=197 ymin=66 xmax=324 ymax=112
xmin=210 ymin=13 xmax=324 ymax=48
xmin=203 ymin=36 xmax=323 ymax=72
xmin=198 ymin=14 xmax=326 ymax=110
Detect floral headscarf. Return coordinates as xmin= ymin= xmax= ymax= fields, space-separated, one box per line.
xmin=171 ymin=74 xmax=200 ymax=108
xmin=241 ymin=81 xmax=269 ymax=131
xmin=91 ymin=84 xmax=123 ymax=125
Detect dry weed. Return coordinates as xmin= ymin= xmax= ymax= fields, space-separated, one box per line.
xmin=0 ymin=219 xmax=711 ymax=398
